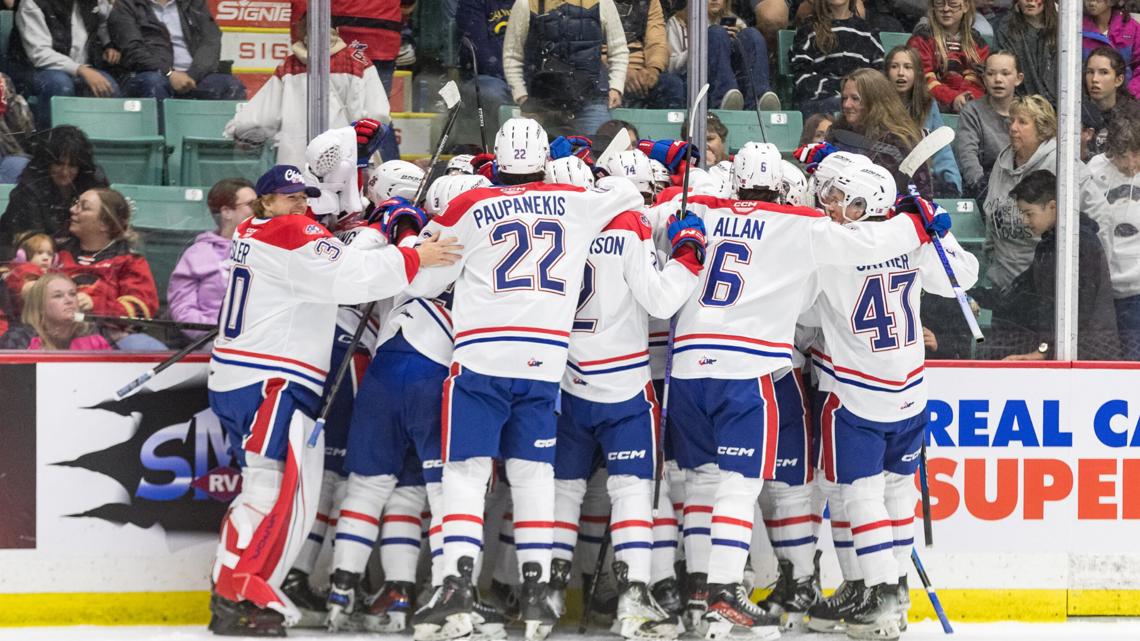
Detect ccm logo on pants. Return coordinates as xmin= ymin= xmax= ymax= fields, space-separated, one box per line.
xmin=608 ymin=450 xmax=647 ymax=460
xmin=718 ymin=446 xmax=756 ymax=457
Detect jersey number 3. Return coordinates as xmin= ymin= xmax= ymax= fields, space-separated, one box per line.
xmin=851 ymin=270 xmax=918 ymax=351
xmin=490 ymin=220 xmax=566 ymax=294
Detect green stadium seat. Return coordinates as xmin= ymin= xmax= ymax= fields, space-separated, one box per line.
xmin=180 ymin=138 xmax=273 ymax=188
xmin=776 ymin=29 xmax=795 ymax=107
xmin=499 ymin=105 xmax=522 ymax=125
xmin=712 ymin=109 xmax=804 ymax=154
xmin=0 ymin=11 xmax=13 ymax=69
xmin=610 ymin=108 xmax=686 ymax=141
xmin=879 ymin=31 xmax=911 ymax=53
xmin=936 ymin=198 xmax=985 ymax=245
xmin=0 ymin=183 xmax=14 ymax=212
xmin=51 ymin=97 xmax=165 ymax=184
xmin=115 ymin=184 xmax=214 ymax=304
xmin=939 ymin=113 xmax=960 ymax=132
xmin=163 ymin=99 xmax=249 ymax=185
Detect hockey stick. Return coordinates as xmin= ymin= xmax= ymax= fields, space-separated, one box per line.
xmin=595 ymin=127 xmax=632 ymax=170
xmin=653 ymin=84 xmax=710 ymax=516
xmin=579 ymin=521 xmax=613 ymax=633
xmin=115 ymin=329 xmax=218 ymax=399
xmin=911 ymin=548 xmax=953 ymax=634
xmin=897 ymin=127 xmax=984 ymax=344
xmin=75 ymin=313 xmax=216 ymax=333
xmin=919 ymin=441 xmax=933 ymax=547
xmin=459 ymin=37 xmax=489 ymax=153
xmin=307 ymin=82 xmax=464 ymax=447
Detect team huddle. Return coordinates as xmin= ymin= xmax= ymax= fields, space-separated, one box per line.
xmin=200 ymin=115 xmax=976 ymax=641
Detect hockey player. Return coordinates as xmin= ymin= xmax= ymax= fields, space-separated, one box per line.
xmin=804 ymin=165 xmax=977 ymax=640
xmin=603 ymin=150 xmax=658 ymax=206
xmin=666 ymin=146 xmax=947 ymax=640
xmin=404 ymin=117 xmax=647 ymax=641
xmin=205 ymin=163 xmax=461 ymax=636
xmin=549 ymin=148 xmax=705 ymax=640
xmin=546 ymin=155 xmax=596 ymax=188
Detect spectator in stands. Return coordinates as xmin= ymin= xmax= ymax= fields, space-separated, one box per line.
xmin=907 ymin=0 xmax=989 ymax=113
xmin=107 ymin=0 xmax=246 ymax=103
xmin=225 ymin=19 xmax=391 ymax=168
xmin=0 ymin=74 xmax=33 ymax=184
xmin=0 ymin=273 xmax=112 ymax=350
xmin=885 ymin=45 xmax=962 ymax=195
xmin=752 ymin=0 xmax=789 ymax=43
xmin=9 ymin=0 xmax=122 ymax=129
xmin=56 ymin=187 xmax=164 ymax=350
xmin=994 ymin=0 xmax=1056 ymax=104
xmin=791 ymin=0 xmax=884 ymax=117
xmin=955 ymin=50 xmax=1019 ymax=199
xmin=594 ymin=118 xmax=640 ymax=154
xmin=827 ymin=67 xmax=934 ymax=196
xmin=982 ymin=96 xmax=1111 ymax=290
xmin=167 ymin=178 xmax=254 ymax=336
xmin=0 ymin=126 xmax=108 ymax=260
xmin=615 ymin=0 xmax=685 ymax=109
xmin=666 ymin=6 xmax=746 ymax=109
xmin=707 ymin=0 xmax=780 ymax=110
xmin=1083 ymin=0 xmax=1140 ymax=99
xmin=1085 ymin=47 xmax=1138 ymax=156
xmin=1085 ymin=101 xmax=1140 ymax=359
xmin=705 ymin=111 xmax=730 ymax=166
xmin=992 ymin=170 xmax=1120 ymax=361
xmin=798 ymin=112 xmax=834 ymax=146
xmin=4 ymin=232 xmax=56 ymax=315
xmin=457 ymin=0 xmax=515 ymax=136
xmin=502 ymin=0 xmax=629 ymax=136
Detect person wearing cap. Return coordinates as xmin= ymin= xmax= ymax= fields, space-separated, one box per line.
xmin=205 ymin=164 xmax=462 ymax=636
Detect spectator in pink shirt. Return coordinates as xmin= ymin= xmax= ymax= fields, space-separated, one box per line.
xmin=0 ymin=273 xmax=111 ymax=350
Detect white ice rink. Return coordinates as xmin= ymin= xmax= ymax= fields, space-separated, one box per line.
xmin=2 ymin=621 xmax=1139 ymax=641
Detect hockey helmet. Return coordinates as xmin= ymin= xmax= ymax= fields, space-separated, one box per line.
xmin=810 ymin=151 xmax=871 ymax=206
xmin=426 ymin=174 xmax=493 ymax=215
xmin=820 ymin=163 xmax=896 ymax=222
xmin=777 ymin=160 xmax=809 ymax=207
xmin=649 ymin=159 xmax=671 ymax=190
xmin=603 ymin=149 xmax=654 ymax=194
xmin=545 ymin=155 xmax=595 ymax=188
xmin=495 ymin=117 xmax=549 ymax=175
xmin=446 ymin=154 xmax=475 ymax=175
xmin=732 ymin=142 xmax=782 ymax=193
xmin=367 ymin=160 xmax=425 ymax=204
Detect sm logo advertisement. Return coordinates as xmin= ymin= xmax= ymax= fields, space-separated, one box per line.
xmin=920 ymin=365 xmax=1140 ymax=553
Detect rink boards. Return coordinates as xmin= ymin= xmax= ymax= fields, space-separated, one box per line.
xmin=0 ymin=354 xmax=1138 ymax=625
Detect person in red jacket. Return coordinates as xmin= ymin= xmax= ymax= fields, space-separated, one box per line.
xmin=54 ymin=188 xmax=165 ymax=350
xmin=907 ymin=0 xmax=990 ymax=112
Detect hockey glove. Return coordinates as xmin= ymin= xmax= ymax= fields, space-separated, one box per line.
xmin=372 ymin=196 xmax=429 ymax=242
xmin=353 ymin=118 xmax=387 ymax=167
xmin=893 ymin=195 xmax=951 ymax=243
xmin=793 ymin=141 xmax=837 ymax=174
xmin=667 ymin=211 xmax=707 ymax=271
xmin=472 ymin=152 xmax=498 ymax=182
xmin=637 ymin=139 xmax=696 ymax=174
xmin=549 ymin=135 xmax=594 ymax=161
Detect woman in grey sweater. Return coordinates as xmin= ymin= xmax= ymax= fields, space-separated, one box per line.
xmin=956 ymin=51 xmax=1020 ymax=199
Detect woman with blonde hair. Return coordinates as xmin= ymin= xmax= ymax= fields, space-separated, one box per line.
xmin=827 ymin=67 xmax=935 ymax=197
xmin=0 ymin=273 xmax=112 ymax=350
xmin=907 ymin=0 xmax=989 ymax=112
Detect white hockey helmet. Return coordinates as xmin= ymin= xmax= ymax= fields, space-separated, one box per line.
xmin=544 ymin=155 xmax=595 ymax=188
xmin=495 ymin=117 xmax=549 ymax=175
xmin=603 ymin=149 xmax=654 ymax=194
xmin=810 ymin=151 xmax=871 ymax=206
xmin=822 ymin=163 xmax=897 ymax=222
xmin=305 ymin=126 xmax=363 ymax=217
xmin=425 ymin=174 xmax=492 ymax=215
xmin=686 ymin=167 xmax=726 ymax=197
xmin=778 ymin=160 xmax=808 ymax=207
xmin=367 ymin=159 xmax=425 ymax=203
xmin=446 ymin=154 xmax=475 ymax=175
xmin=732 ymin=141 xmax=782 ymax=193
xmin=649 ymin=159 xmax=671 ymax=189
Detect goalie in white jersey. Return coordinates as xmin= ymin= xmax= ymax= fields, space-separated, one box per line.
xmin=803 ymin=164 xmax=977 ymax=640
xmin=665 ymin=143 xmax=946 ymax=640
xmin=204 ymin=163 xmax=461 ymax=636
xmin=404 ymin=118 xmax=645 ymax=641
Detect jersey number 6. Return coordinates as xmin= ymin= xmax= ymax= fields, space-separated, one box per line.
xmin=490 ymin=219 xmax=567 ymax=294
xmin=700 ymin=240 xmax=751 ymax=307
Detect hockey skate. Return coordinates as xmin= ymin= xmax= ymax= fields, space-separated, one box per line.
xmin=548 ymin=558 xmax=572 ymax=618
xmin=806 ymin=579 xmax=864 ymax=633
xmin=362 ymin=580 xmax=414 ymax=632
xmin=681 ymin=572 xmax=709 ymax=637
xmin=652 ymin=577 xmax=684 ymax=616
xmin=519 ymin=561 xmax=559 ymax=641
xmin=897 ymin=577 xmax=910 ymax=632
xmin=757 ymin=559 xmax=821 ymax=631
xmin=280 ymin=569 xmax=327 ymax=629
xmin=488 ymin=579 xmax=521 ymax=620
xmin=325 ymin=569 xmax=360 ymax=632
xmin=471 ymin=595 xmax=510 ymax=641
xmin=613 ymin=562 xmax=680 ymax=641
xmin=208 ymin=593 xmax=286 ymax=637
xmin=413 ymin=557 xmax=476 ymax=641
xmin=703 ymin=583 xmax=780 ymax=641
xmin=844 ymin=583 xmax=901 ymax=641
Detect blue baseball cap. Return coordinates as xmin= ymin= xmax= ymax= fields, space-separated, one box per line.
xmin=255 ymin=165 xmax=321 ymax=197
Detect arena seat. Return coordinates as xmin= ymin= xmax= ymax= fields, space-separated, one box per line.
xmin=879 ymin=31 xmax=911 ymax=53
xmin=712 ymin=109 xmax=804 ymax=154
xmin=610 ymin=108 xmax=686 ymax=141
xmin=51 ymin=97 xmax=165 ymax=185
xmin=0 ymin=11 xmax=12 ymax=71
xmin=114 ymin=185 xmax=212 ymax=303
xmin=163 ymin=99 xmax=269 ymax=186
xmin=936 ymin=198 xmax=985 ymax=248
xmin=776 ymin=29 xmax=796 ymax=107
xmin=940 ymin=113 xmax=960 ymax=132
xmin=0 ymin=183 xmax=14 ymax=212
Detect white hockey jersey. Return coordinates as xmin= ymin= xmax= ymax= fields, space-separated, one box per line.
xmin=670 ymin=195 xmax=926 ymax=381
xmin=406 ymin=178 xmax=644 ymax=382
xmin=563 ymin=210 xmax=700 ymax=403
xmin=377 ymin=290 xmax=455 ymax=367
xmin=809 ymin=232 xmax=978 ymax=421
xmin=208 ymin=214 xmax=420 ymax=395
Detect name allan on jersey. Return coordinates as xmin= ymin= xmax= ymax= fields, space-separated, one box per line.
xmin=713 ymin=217 xmax=766 ymax=240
